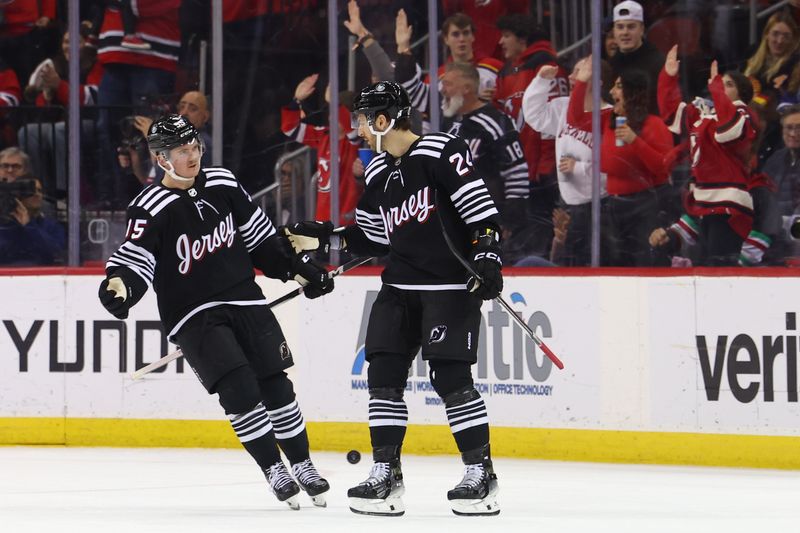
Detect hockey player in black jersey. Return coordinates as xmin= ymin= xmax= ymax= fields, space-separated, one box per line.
xmin=98 ymin=114 xmax=333 ymax=510
xmin=284 ymin=82 xmax=502 ymax=516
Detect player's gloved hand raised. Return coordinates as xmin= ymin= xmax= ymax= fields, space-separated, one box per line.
xmin=98 ymin=276 xmax=132 ymax=319
xmin=466 ymin=227 xmax=503 ymax=300
xmin=292 ymin=253 xmax=334 ymax=299
xmin=283 ymin=221 xmax=334 ymax=253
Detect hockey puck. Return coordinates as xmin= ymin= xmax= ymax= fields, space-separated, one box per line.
xmin=347 ymin=450 xmax=361 ymax=464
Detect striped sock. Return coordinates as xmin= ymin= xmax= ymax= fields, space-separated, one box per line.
xmin=228 ymin=402 xmax=280 ymax=468
xmin=266 ymin=400 xmax=305 ymax=440
xmin=369 ymin=398 xmax=408 ymax=428
xmin=267 ymin=400 xmax=309 ymax=465
xmin=446 ymin=393 xmax=490 ymax=454
xmin=368 ymin=398 xmax=408 ymax=449
xmin=229 ymin=402 xmax=273 ymax=443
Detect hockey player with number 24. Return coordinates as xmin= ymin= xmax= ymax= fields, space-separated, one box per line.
xmin=284 ymin=82 xmax=502 ymax=517
xmin=97 ymin=114 xmax=333 ymax=510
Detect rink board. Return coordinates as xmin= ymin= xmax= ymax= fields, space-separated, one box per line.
xmin=0 ymin=272 xmax=799 ymax=468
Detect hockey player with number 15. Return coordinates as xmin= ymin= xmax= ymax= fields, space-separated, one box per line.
xmin=284 ymin=82 xmax=502 ymax=516
xmin=97 ymin=114 xmax=333 ymax=510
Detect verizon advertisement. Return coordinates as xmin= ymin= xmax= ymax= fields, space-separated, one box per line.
xmin=0 ymin=274 xmax=798 ymax=437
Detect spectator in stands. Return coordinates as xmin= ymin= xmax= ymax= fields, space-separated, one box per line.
xmin=395 ymin=10 xmax=503 ymax=119
xmin=745 ymin=10 xmax=800 ymax=168
xmin=442 ymin=0 xmax=529 ymax=60
xmin=523 ymin=57 xmax=613 ymax=266
xmin=18 ymin=29 xmax=104 ymax=199
xmin=281 ymin=74 xmax=362 ymax=224
xmin=0 ymin=147 xmax=65 ymax=265
xmin=746 ymin=11 xmax=800 ymax=107
xmin=609 ymin=1 xmax=664 ymax=113
xmin=761 ymin=104 xmax=800 ymax=262
xmin=764 ymin=104 xmax=800 ymax=216
xmin=0 ymin=0 xmax=55 ymax=85
xmin=569 ymin=62 xmax=673 ymax=266
xmin=494 ymin=14 xmax=568 ymax=261
xmin=650 ymin=46 xmax=761 ymax=267
xmin=0 ymin=180 xmax=65 ymax=265
xmin=94 ymin=0 xmax=180 ymax=206
xmin=440 ymin=62 xmax=531 ymax=262
xmin=0 ymin=147 xmax=30 ymax=182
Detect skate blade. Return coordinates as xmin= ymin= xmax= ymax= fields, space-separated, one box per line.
xmin=283 ymin=494 xmax=300 ymax=511
xmin=348 ymin=496 xmax=405 ymax=516
xmin=449 ymin=483 xmax=500 ymax=516
xmin=309 ymin=493 xmax=327 ymax=508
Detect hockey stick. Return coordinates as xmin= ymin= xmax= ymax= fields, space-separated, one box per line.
xmin=130 ymin=256 xmax=373 ymax=380
xmin=436 ymin=198 xmax=565 ymax=370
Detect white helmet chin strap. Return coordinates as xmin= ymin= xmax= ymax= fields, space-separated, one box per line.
xmin=368 ymin=118 xmax=395 ymax=153
xmin=157 ymin=158 xmax=195 ymax=182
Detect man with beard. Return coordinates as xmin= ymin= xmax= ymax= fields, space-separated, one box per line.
xmin=440 ymin=63 xmax=531 ymax=262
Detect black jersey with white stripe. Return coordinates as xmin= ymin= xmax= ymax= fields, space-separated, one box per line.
xmin=444 ymin=104 xmax=529 ymax=206
xmin=342 ymin=132 xmax=501 ymax=289
xmin=106 ymin=167 xmax=281 ymax=339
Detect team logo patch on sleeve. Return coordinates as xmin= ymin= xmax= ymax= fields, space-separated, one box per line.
xmin=429 ymin=325 xmax=447 ymax=344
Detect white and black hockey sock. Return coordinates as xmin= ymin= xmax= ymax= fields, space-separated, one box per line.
xmin=228 ymin=402 xmax=281 ymax=468
xmin=445 ymin=390 xmax=490 ymax=455
xmin=266 ymin=400 xmax=309 ymax=465
xmin=368 ymin=396 xmax=408 ymax=449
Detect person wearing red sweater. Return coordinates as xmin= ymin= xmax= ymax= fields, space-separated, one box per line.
xmin=650 ymin=46 xmax=761 ymax=266
xmin=494 ymin=14 xmax=568 ymax=260
xmin=568 ymin=60 xmax=673 ymax=266
xmin=281 ymin=74 xmax=362 ymax=224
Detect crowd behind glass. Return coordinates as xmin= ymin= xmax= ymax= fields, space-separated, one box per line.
xmin=1 ymin=0 xmax=799 ymax=268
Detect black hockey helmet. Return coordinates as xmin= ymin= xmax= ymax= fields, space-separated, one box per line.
xmin=147 ymin=114 xmax=200 ymax=154
xmin=352 ymin=81 xmax=412 ymax=124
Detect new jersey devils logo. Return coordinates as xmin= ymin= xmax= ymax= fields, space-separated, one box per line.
xmin=429 ymin=325 xmax=447 ymax=344
xmin=279 ymin=341 xmax=292 ymax=361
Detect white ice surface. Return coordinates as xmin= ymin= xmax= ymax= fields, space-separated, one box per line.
xmin=0 ymin=447 xmax=796 ymax=533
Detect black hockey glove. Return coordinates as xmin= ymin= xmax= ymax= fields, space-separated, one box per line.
xmin=292 ymin=253 xmax=334 ymax=299
xmin=98 ymin=277 xmax=133 ymax=319
xmin=283 ymin=221 xmax=335 ymax=254
xmin=466 ymin=227 xmax=503 ymax=300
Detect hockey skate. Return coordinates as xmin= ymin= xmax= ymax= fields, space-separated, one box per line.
xmin=291 ymin=458 xmax=330 ymax=507
xmin=347 ymin=461 xmax=405 ymax=516
xmin=447 ymin=461 xmax=500 ymax=516
xmin=264 ymin=461 xmax=301 ymax=510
